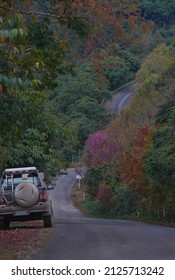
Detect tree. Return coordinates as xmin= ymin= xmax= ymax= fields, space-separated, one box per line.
xmin=125 ymin=43 xmax=175 ymax=127
xmin=52 ymin=67 xmax=111 ymax=150
xmin=120 ymin=125 xmax=153 ymax=195
xmin=0 ymin=10 xmax=67 ymax=177
xmin=141 ymin=0 xmax=175 ymax=27
xmin=85 ymin=160 xmax=119 ymax=213
xmin=136 ymin=43 xmax=175 ymax=94
xmin=0 ymin=0 xmax=141 ymax=54
xmin=143 ymin=97 xmax=175 ymax=220
xmin=87 ymin=130 xmax=118 ymax=166
xmin=144 ymin=98 xmax=175 ymax=190
xmin=91 ymin=47 xmax=140 ymax=91
xmin=0 ymin=78 xmax=66 ymax=179
xmin=0 ymin=0 xmax=147 ymax=177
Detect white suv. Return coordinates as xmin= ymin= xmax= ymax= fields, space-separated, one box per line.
xmin=0 ymin=167 xmax=54 ymax=230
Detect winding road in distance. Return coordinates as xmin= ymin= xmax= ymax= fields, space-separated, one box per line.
xmin=106 ymin=82 xmax=138 ymax=114
xmin=34 ymin=169 xmax=175 ymax=260
xmin=34 ymin=84 xmax=175 ymax=260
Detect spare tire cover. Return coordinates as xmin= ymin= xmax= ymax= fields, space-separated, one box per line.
xmin=14 ymin=182 xmax=39 ymax=207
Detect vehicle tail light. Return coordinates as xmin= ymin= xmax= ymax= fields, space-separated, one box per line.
xmin=38 ymin=190 xmax=48 ymax=202
xmin=0 ymin=195 xmax=5 ymax=205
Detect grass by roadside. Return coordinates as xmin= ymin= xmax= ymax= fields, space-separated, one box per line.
xmin=0 ymin=221 xmax=55 ymax=259
xmin=71 ymin=181 xmax=89 ymax=216
xmin=71 ymin=182 xmax=175 ymax=227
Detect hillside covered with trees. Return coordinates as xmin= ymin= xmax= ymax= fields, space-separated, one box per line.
xmin=0 ymin=0 xmax=147 ymax=177
xmin=0 ymin=0 xmax=175 ymax=222
xmin=83 ymin=1 xmax=175 ymax=222
xmin=85 ymin=42 xmax=175 ymax=222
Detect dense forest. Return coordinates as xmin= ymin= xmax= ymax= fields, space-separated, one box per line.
xmin=84 ymin=1 xmax=175 ymax=222
xmin=0 ymin=0 xmax=145 ymax=175
xmin=0 ymin=0 xmax=175 ymax=221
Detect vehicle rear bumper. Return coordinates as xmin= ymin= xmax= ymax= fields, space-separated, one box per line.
xmin=0 ymin=201 xmax=51 ymax=219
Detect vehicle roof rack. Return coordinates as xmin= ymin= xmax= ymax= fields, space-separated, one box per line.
xmin=3 ymin=167 xmax=37 ymax=176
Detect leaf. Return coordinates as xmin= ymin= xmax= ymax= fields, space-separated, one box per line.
xmin=0 ymin=33 xmax=5 ymax=43
xmin=3 ymin=75 xmax=9 ymax=85
xmin=9 ymin=30 xmax=15 ymax=40
xmin=13 ymin=28 xmax=18 ymax=38
xmin=12 ymin=77 xmax=17 ymax=87
xmin=17 ymin=77 xmax=23 ymax=87
xmin=35 ymin=62 xmax=40 ymax=69
xmin=18 ymin=27 xmax=24 ymax=37
xmin=13 ymin=46 xmax=19 ymax=54
xmin=3 ymin=30 xmax=9 ymax=38
xmin=32 ymin=79 xmax=41 ymax=86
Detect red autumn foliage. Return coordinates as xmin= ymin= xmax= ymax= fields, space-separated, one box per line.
xmin=87 ymin=130 xmax=118 ymax=166
xmin=96 ymin=186 xmax=112 ymax=208
xmin=120 ymin=125 xmax=154 ymax=196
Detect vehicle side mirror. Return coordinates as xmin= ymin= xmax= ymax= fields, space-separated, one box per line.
xmin=47 ymin=184 xmax=54 ymax=190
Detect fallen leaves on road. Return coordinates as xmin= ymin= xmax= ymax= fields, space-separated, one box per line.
xmin=0 ymin=221 xmax=54 ymax=259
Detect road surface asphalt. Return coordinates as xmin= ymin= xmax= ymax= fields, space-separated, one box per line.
xmin=106 ymin=82 xmax=138 ymax=114
xmin=34 ymin=169 xmax=175 ymax=260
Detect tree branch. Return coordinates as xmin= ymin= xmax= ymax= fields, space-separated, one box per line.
xmin=33 ymin=0 xmax=52 ymax=13
xmin=0 ymin=5 xmax=64 ymax=21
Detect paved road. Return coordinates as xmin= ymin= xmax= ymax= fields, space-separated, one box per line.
xmin=107 ymin=90 xmax=133 ymax=113
xmin=106 ymin=82 xmax=138 ymax=114
xmin=34 ymin=169 xmax=175 ymax=260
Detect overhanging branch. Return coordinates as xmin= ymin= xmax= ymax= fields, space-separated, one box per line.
xmin=0 ymin=5 xmax=64 ymax=21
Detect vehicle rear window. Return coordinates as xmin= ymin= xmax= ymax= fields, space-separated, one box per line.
xmin=2 ymin=175 xmax=40 ymax=188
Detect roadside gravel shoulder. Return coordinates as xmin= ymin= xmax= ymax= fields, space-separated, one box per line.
xmin=0 ymin=221 xmax=55 ymax=259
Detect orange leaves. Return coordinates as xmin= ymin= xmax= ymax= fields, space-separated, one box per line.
xmin=0 ymin=83 xmax=2 ymax=93
xmin=23 ymin=0 xmax=33 ymax=6
xmin=54 ymin=0 xmax=84 ymax=20
xmin=87 ymin=0 xmax=95 ymax=8
xmin=0 ymin=0 xmax=145 ymax=59
xmin=70 ymin=0 xmax=84 ymax=11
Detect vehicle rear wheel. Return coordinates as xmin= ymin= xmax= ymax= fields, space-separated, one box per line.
xmin=43 ymin=210 xmax=54 ymax=228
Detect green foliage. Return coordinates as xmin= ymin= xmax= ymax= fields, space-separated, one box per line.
xmin=144 ymin=97 xmax=175 ymax=189
xmin=115 ymin=185 xmax=149 ymax=216
xmin=141 ymin=0 xmax=175 ymax=27
xmin=1 ymin=0 xmax=175 ymax=223
xmin=105 ymin=56 xmax=135 ymax=91
xmin=0 ymin=11 xmax=71 ymax=179
xmin=137 ymin=43 xmax=175 ymax=89
xmin=0 ymin=13 xmax=28 ymax=40
xmin=52 ymin=66 xmax=111 ymax=150
xmin=26 ymin=20 xmax=73 ymax=89
xmin=0 ymin=14 xmax=37 ymax=92
xmin=85 ymin=166 xmax=103 ymax=197
xmin=107 ymin=48 xmax=140 ymax=91
xmin=126 ymin=43 xmax=175 ymax=128
xmin=78 ymin=195 xmax=109 ymax=218
xmin=91 ymin=47 xmax=140 ymax=91
xmin=0 ymin=88 xmax=64 ymax=178
xmin=83 ymin=41 xmax=175 ymax=221
xmin=85 ymin=161 xmax=120 ymax=211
